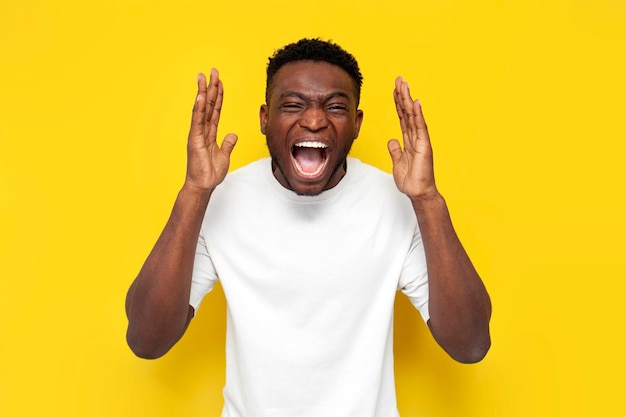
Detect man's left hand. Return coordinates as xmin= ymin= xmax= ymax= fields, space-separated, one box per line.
xmin=387 ymin=77 xmax=439 ymax=202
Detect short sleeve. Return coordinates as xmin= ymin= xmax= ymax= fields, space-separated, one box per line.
xmin=397 ymin=227 xmax=430 ymax=322
xmin=189 ymin=229 xmax=219 ymax=312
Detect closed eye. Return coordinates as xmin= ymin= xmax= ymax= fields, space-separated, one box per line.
xmin=281 ymin=103 xmax=304 ymax=112
xmin=327 ymin=104 xmax=348 ymax=113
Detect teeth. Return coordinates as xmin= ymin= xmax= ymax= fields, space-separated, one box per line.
xmin=295 ymin=141 xmax=327 ymax=148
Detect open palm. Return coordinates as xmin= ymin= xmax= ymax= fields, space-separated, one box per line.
xmin=387 ymin=77 xmax=438 ymax=201
xmin=186 ymin=69 xmax=238 ymax=192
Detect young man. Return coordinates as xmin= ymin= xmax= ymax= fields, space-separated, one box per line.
xmin=126 ymin=38 xmax=491 ymax=416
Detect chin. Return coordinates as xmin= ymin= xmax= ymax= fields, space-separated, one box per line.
xmin=292 ymin=185 xmax=326 ymax=197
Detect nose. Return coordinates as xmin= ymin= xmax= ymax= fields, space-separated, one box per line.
xmin=299 ymin=106 xmax=329 ymax=131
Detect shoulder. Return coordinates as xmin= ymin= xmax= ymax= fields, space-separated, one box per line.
xmin=212 ymin=158 xmax=271 ymax=194
xmin=205 ymin=158 xmax=271 ymax=213
xmin=347 ymin=158 xmax=401 ymax=196
xmin=343 ymin=158 xmax=418 ymax=238
xmin=344 ymin=158 xmax=414 ymax=212
xmin=224 ymin=158 xmax=270 ymax=182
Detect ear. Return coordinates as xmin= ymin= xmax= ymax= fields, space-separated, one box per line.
xmin=259 ymin=104 xmax=268 ymax=135
xmin=353 ymin=109 xmax=364 ymax=139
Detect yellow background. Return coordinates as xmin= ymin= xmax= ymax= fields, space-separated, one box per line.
xmin=1 ymin=0 xmax=625 ymax=415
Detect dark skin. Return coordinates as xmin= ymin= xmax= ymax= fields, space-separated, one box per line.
xmin=260 ymin=61 xmax=363 ymax=196
xmin=125 ymin=69 xmax=236 ymax=358
xmin=126 ymin=64 xmax=491 ymax=363
xmin=389 ymin=77 xmax=491 ymax=362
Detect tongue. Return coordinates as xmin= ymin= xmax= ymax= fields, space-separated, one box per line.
xmin=294 ymin=147 xmax=324 ymax=173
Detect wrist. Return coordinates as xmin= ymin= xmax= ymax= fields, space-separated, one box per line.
xmin=409 ymin=188 xmax=443 ymax=206
xmin=410 ymin=191 xmax=447 ymax=218
xmin=179 ymin=182 xmax=214 ymax=205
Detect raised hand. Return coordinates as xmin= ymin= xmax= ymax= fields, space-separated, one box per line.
xmin=186 ymin=69 xmax=238 ymax=192
xmin=387 ymin=76 xmax=438 ymax=201
xmin=387 ymin=78 xmax=492 ymax=363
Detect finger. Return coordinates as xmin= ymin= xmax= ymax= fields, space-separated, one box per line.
xmin=393 ymin=77 xmax=408 ymax=136
xmin=220 ymin=133 xmax=238 ymax=157
xmin=387 ymin=138 xmax=403 ymax=165
xmin=204 ymin=69 xmax=221 ymax=143
xmin=413 ymin=98 xmax=431 ymax=145
xmin=396 ymin=77 xmax=419 ymax=153
xmin=189 ymin=73 xmax=208 ymax=139
xmin=206 ymin=79 xmax=224 ymax=144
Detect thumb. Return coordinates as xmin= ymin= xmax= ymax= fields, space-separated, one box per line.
xmin=220 ymin=133 xmax=238 ymax=157
xmin=387 ymin=139 xmax=403 ymax=165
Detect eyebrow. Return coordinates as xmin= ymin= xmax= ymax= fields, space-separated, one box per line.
xmin=278 ymin=91 xmax=351 ymax=102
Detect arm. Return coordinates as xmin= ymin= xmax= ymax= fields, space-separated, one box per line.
xmin=125 ymin=69 xmax=237 ymax=359
xmin=388 ymin=77 xmax=491 ymax=363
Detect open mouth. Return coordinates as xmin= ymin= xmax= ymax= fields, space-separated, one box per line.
xmin=291 ymin=141 xmax=329 ymax=178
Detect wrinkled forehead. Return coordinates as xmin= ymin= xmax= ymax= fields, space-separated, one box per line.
xmin=266 ymin=60 xmax=358 ymax=104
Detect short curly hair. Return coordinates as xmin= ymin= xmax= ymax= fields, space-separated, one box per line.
xmin=266 ymin=38 xmax=363 ymax=106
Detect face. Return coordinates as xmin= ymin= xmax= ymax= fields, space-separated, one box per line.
xmin=260 ymin=61 xmax=364 ymax=196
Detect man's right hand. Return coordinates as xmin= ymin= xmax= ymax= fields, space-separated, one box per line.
xmin=186 ymin=69 xmax=238 ymax=192
xmin=125 ymin=70 xmax=237 ymax=359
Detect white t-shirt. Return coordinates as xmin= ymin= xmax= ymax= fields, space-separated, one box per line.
xmin=191 ymin=157 xmax=429 ymax=417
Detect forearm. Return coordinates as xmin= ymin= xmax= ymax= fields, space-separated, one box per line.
xmin=412 ymin=193 xmax=492 ymax=363
xmin=125 ymin=184 xmax=212 ymax=358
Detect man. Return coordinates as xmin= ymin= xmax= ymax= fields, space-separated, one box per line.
xmin=126 ymin=38 xmax=491 ymax=416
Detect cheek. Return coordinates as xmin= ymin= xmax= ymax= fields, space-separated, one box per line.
xmin=265 ymin=131 xmax=290 ymax=158
xmin=265 ymin=118 xmax=295 ymax=143
xmin=335 ymin=121 xmax=357 ymax=139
